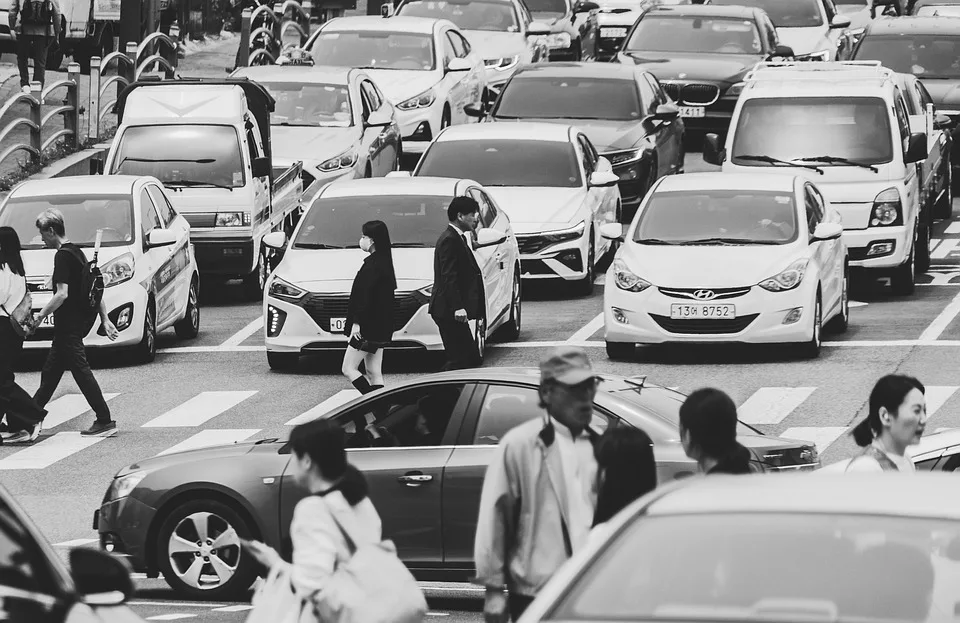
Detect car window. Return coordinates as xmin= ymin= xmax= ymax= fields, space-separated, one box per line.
xmin=577 ymin=136 xmax=595 ymax=176
xmin=417 ymin=139 xmax=583 ymax=187
xmin=0 ymin=498 xmax=59 ymax=600
xmin=901 ymin=83 xmax=920 ymax=116
xmin=140 ymin=189 xmax=163 ymax=236
xmin=894 ymin=95 xmax=911 ymax=151
xmin=646 ymin=74 xmax=666 ymax=108
xmin=762 ymin=14 xmax=778 ymax=49
xmin=361 ymin=81 xmax=382 ymax=111
xmin=804 ymin=186 xmax=822 ymax=232
xmin=147 ymin=185 xmax=177 ymax=227
xmin=245 ymin=119 xmax=261 ymax=162
xmin=470 ymin=188 xmax=498 ymax=228
xmin=339 ymin=384 xmax=467 ymax=447
xmin=637 ymin=75 xmax=658 ymax=115
xmin=442 ymin=31 xmax=459 ymax=65
xmin=452 ymin=30 xmax=472 ymax=56
xmin=916 ymin=81 xmax=934 ymax=110
xmin=822 ymin=0 xmax=837 ymax=20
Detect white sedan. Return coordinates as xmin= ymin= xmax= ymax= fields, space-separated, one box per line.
xmin=601 ymin=172 xmax=849 ymax=359
xmin=261 ymin=176 xmax=522 ymax=370
xmin=413 ymin=121 xmax=621 ymax=294
xmin=304 ymin=16 xmax=487 ymax=155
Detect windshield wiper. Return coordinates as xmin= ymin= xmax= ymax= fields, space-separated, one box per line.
xmin=636 ymin=238 xmax=681 ymax=245
xmin=795 ymin=155 xmax=879 ymax=173
xmin=119 ymin=156 xmax=215 ymax=164
xmin=294 ymin=242 xmax=342 ymax=249
xmin=734 ymin=154 xmax=824 ymax=175
xmin=166 ymin=180 xmax=236 ymax=190
xmin=678 ymin=237 xmax=780 ymax=245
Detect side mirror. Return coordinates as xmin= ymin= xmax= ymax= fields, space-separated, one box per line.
xmin=703 ymin=133 xmax=725 ymax=166
xmin=652 ymin=103 xmax=680 ymax=122
xmin=905 ymin=131 xmax=927 ymax=164
xmin=574 ymin=0 xmax=599 ymax=11
xmin=475 ymin=227 xmax=508 ymax=248
xmin=600 ymin=222 xmax=624 ymax=241
xmin=935 ymin=113 xmax=953 ymax=130
xmin=380 ymin=2 xmax=394 ymax=16
xmin=146 ymin=228 xmax=177 ymax=248
xmin=830 ymin=14 xmax=851 ymax=28
xmin=252 ymin=156 xmax=271 ymax=178
xmin=69 ymin=548 xmax=134 ymax=606
xmin=447 ymin=57 xmax=472 ymax=73
xmin=812 ymin=222 xmax=843 ymax=241
xmin=464 ymin=104 xmax=485 ymax=118
xmin=773 ymin=44 xmax=794 ymax=58
xmin=365 ymin=109 xmax=392 ymax=127
xmin=589 ymin=171 xmax=620 ymax=187
xmin=527 ymin=20 xmax=551 ymax=36
xmin=386 ymin=170 xmax=412 ymax=178
xmin=263 ymin=231 xmax=286 ymax=249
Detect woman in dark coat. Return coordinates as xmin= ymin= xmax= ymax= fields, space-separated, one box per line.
xmin=341 ymin=220 xmax=396 ymax=394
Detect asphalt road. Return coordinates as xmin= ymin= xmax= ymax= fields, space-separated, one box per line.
xmin=7 ymin=148 xmax=960 ymax=622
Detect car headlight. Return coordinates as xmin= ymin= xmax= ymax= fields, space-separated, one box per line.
xmin=318 ymin=148 xmax=359 ymax=173
xmin=101 ymin=252 xmax=135 ymax=287
xmin=613 ymin=258 xmax=651 ymax=292
xmin=542 ymin=220 xmax=586 ymax=245
xmin=871 ymin=187 xmax=902 ymax=227
xmin=759 ymin=258 xmax=809 ymax=292
xmin=725 ymin=81 xmax=746 ymax=98
xmin=106 ymin=471 xmax=146 ymax=502
xmin=799 ymin=49 xmax=831 ymax=62
xmin=534 ymin=32 xmax=571 ymax=49
xmin=604 ymin=148 xmax=643 ymax=167
xmin=215 ymin=212 xmax=251 ymax=227
xmin=268 ymin=276 xmax=306 ymax=301
xmin=484 ymin=55 xmax=520 ymax=71
xmin=397 ymin=88 xmax=437 ymax=111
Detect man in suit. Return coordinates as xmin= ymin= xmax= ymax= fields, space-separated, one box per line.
xmin=430 ymin=196 xmax=484 ymax=371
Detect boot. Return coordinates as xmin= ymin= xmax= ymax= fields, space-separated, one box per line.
xmin=351 ymin=376 xmax=374 ymax=394
xmin=369 ymin=385 xmax=384 ymax=393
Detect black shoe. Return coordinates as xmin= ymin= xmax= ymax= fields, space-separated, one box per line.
xmin=81 ymin=420 xmax=117 ymax=437
xmin=351 ymin=377 xmax=374 ymax=394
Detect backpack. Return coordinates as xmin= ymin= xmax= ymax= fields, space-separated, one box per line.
xmin=20 ymin=0 xmax=52 ymax=26
xmin=62 ymin=234 xmax=104 ymax=330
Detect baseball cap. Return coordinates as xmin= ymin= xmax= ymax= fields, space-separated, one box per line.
xmin=540 ymin=346 xmax=596 ymax=386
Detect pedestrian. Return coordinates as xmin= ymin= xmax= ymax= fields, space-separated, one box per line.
xmin=592 ymin=425 xmax=657 ymax=527
xmin=430 ymin=196 xmax=484 ymax=371
xmin=0 ymin=226 xmax=47 ymax=444
xmin=846 ymin=374 xmax=926 ymax=472
xmin=342 ymin=220 xmax=396 ymax=395
xmin=9 ymin=0 xmax=61 ymax=93
xmin=679 ymin=388 xmax=758 ymax=475
xmin=474 ymin=346 xmax=599 ymax=623
xmin=31 ymin=209 xmax=119 ymax=437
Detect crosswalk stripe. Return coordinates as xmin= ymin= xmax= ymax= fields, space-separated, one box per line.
xmin=44 ymin=393 xmax=120 ymax=429
xmin=142 ymin=391 xmax=258 ymax=428
xmin=932 ymin=238 xmax=960 ymax=259
xmin=53 ymin=538 xmax=98 ymax=547
xmin=212 ymin=606 xmax=254 ymax=613
xmin=285 ymin=389 xmax=359 ymax=426
xmin=945 ymin=221 xmax=960 ymax=235
xmin=738 ymin=387 xmax=817 ymax=425
xmin=0 ymin=432 xmax=109 ymax=470
xmin=925 ymin=386 xmax=959 ymax=417
xmin=779 ymin=427 xmax=848 ymax=453
xmin=145 ymin=615 xmax=196 ymax=621
xmin=157 ymin=429 xmax=261 ymax=456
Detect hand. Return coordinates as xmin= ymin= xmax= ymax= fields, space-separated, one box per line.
xmin=454 ymin=309 xmax=468 ymax=323
xmin=244 ymin=540 xmax=282 ymax=569
xmin=483 ymin=590 xmax=509 ymax=623
xmin=102 ymin=319 xmax=119 ymax=341
xmin=350 ymin=324 xmax=361 ymax=339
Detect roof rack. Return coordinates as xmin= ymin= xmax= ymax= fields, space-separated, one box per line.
xmin=744 ymin=60 xmax=893 ymax=83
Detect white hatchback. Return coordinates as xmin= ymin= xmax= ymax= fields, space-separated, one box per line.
xmin=602 ymin=172 xmax=849 ymax=359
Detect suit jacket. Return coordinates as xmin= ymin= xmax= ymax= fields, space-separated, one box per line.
xmin=429 ymin=224 xmax=483 ymax=320
xmin=345 ymin=252 xmax=396 ymax=343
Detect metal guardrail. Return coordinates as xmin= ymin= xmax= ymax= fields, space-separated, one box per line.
xmin=237 ymin=0 xmax=338 ymax=67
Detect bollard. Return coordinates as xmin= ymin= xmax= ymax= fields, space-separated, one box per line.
xmin=66 ymin=63 xmax=80 ymax=149
xmin=89 ymin=56 xmax=101 ymax=142
xmin=239 ymin=8 xmax=251 ymax=68
xmin=125 ymin=42 xmax=138 ymax=81
xmin=112 ymin=35 xmax=119 ymax=54
xmin=28 ymin=81 xmax=41 ymax=166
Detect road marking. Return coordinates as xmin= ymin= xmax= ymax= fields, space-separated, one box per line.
xmin=53 ymin=538 xmax=98 ymax=547
xmin=918 ymin=290 xmax=960 ymax=341
xmin=0 ymin=433 xmax=109 ymax=470
xmin=737 ymin=387 xmax=816 ymax=425
xmin=946 ymin=221 xmax=960 ymax=234
xmin=925 ymin=386 xmax=959 ymax=417
xmin=779 ymin=427 xmax=848 ymax=453
xmin=594 ymin=274 xmax=605 ymax=285
xmin=932 ymin=238 xmax=960 ymax=259
xmin=146 ymin=616 xmax=196 ymax=621
xmin=219 ymin=316 xmax=263 ymax=349
xmin=157 ymin=429 xmax=261 ymax=456
xmin=212 ymin=605 xmax=253 ymax=612
xmin=142 ymin=391 xmax=258 ymax=428
xmin=849 ymin=301 xmax=868 ymax=308
xmin=567 ymin=313 xmax=604 ymax=342
xmin=44 ymin=393 xmax=120 ymax=429
xmin=285 ymin=389 xmax=360 ymax=426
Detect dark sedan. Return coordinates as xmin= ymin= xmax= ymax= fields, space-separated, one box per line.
xmin=95 ymin=369 xmax=819 ymax=600
xmin=473 ymin=62 xmax=684 ymax=222
xmin=614 ymin=5 xmax=794 ymax=134
xmin=523 ymin=0 xmax=600 ymax=60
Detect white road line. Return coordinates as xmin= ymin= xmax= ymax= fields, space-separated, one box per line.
xmin=779 ymin=427 xmax=848 ymax=453
xmin=219 ymin=316 xmax=263 ymax=349
xmin=925 ymin=386 xmax=959 ymax=417
xmin=932 ymin=238 xmax=943 ymax=253
xmin=142 ymin=391 xmax=258 ymax=428
xmin=946 ymin=222 xmax=960 ymax=234
xmin=0 ymin=433 xmax=109 ymax=470
xmin=737 ymin=387 xmax=816 ymax=425
xmin=212 ymin=605 xmax=254 ymax=613
xmin=53 ymin=538 xmax=98 ymax=547
xmin=158 ymin=345 xmax=263 ymax=353
xmin=44 ymin=393 xmax=120 ymax=429
xmin=919 ymin=290 xmax=960 ymax=341
xmin=285 ymin=389 xmax=360 ymax=426
xmin=157 ymin=429 xmax=261 ymax=456
xmin=567 ymin=313 xmax=604 ymax=343
xmin=932 ymin=238 xmax=960 ymax=259
xmin=146 ymin=616 xmax=196 ymax=621
xmin=849 ymin=301 xmax=868 ymax=308
xmin=594 ymin=274 xmax=605 ymax=285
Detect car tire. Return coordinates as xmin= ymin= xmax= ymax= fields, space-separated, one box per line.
xmin=174 ymin=276 xmax=201 ymax=339
xmin=916 ymin=216 xmax=931 ymax=274
xmin=157 ymin=499 xmax=258 ymax=601
xmin=134 ymin=299 xmax=157 ymax=364
xmin=936 ymin=169 xmax=953 ymax=220
xmin=500 ymin=268 xmax=522 ymax=341
xmin=394 ymin=140 xmax=403 ymax=170
xmin=825 ymin=265 xmax=849 ymax=334
xmin=267 ymin=351 xmax=299 ymax=371
xmin=606 ymin=340 xmax=634 ymax=360
xmin=242 ymin=246 xmax=269 ymax=301
xmin=576 ymin=235 xmax=595 ymax=296
xmin=798 ymin=293 xmax=822 ymax=359
xmin=891 ymin=235 xmax=916 ymax=296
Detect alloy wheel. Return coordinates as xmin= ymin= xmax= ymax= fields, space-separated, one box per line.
xmin=167 ymin=511 xmax=242 ymax=591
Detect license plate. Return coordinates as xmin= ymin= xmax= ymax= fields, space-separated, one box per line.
xmin=39 ymin=315 xmax=53 ymax=327
xmin=330 ymin=317 xmax=346 ymax=332
xmin=679 ymin=106 xmax=705 ymax=118
xmin=670 ymin=304 xmax=735 ymax=320
xmin=601 ymin=27 xmax=627 ymax=38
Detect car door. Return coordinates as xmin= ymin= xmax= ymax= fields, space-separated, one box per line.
xmin=575 ymin=135 xmax=604 ymax=254
xmin=915 ymin=80 xmax=949 ymax=207
xmin=137 ymin=187 xmax=176 ymax=327
xmin=369 ymin=79 xmax=402 ymax=173
xmin=439 ymin=29 xmax=468 ymax=122
xmin=448 ymin=29 xmax=485 ymax=117
xmin=894 ymin=94 xmax=922 ymax=232
xmin=147 ymin=183 xmax=193 ymax=323
xmin=359 ymin=79 xmax=390 ymax=177
xmin=470 ymin=188 xmax=509 ymax=329
xmin=805 ymin=184 xmax=841 ymax=313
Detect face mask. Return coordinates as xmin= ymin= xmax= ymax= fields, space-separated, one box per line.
xmin=360 ymin=237 xmax=372 ymax=252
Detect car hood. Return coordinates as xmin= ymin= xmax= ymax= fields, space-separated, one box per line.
xmin=617 ymin=51 xmax=759 ymax=84
xmin=462 ymin=30 xmax=529 ymax=59
xmin=274 ymin=248 xmax=433 ymax=291
xmin=271 ymin=125 xmax=360 ymax=166
xmin=918 ymin=79 xmax=960 ymax=110
xmin=493 ymin=116 xmax=645 ymax=151
xmin=775 ymin=26 xmax=829 ymax=56
xmin=484 ymin=186 xmax=587 ymax=233
xmin=115 ymin=439 xmax=265 ymax=476
xmin=361 ymin=70 xmax=440 ymax=104
xmin=21 ymin=246 xmax=134 ymax=280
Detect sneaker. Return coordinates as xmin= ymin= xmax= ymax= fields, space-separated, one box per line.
xmin=20 ymin=85 xmax=30 ymax=94
xmin=27 ymin=421 xmax=41 ymax=442
xmin=5 ymin=430 xmax=32 ymax=444
xmin=81 ymin=420 xmax=117 ymax=437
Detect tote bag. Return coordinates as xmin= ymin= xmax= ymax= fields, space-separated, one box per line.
xmin=246 ymin=564 xmax=317 ymax=623
xmin=1 ymin=275 xmax=32 ymax=338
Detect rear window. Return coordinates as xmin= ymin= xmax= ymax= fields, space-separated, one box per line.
xmin=495 ymin=76 xmax=643 ymax=121
xmin=417 ymin=139 xmax=582 ymax=187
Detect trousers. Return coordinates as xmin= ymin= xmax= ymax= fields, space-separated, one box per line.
xmin=0 ymin=320 xmax=46 ymax=431
xmin=433 ymin=316 xmax=481 ymax=371
xmin=16 ymin=34 xmax=51 ymax=88
xmin=33 ymin=326 xmax=112 ymax=422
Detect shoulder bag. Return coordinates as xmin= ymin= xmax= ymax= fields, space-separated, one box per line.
xmin=1 ymin=275 xmax=33 ymax=338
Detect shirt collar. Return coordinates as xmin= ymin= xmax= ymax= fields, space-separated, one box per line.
xmin=550 ymin=417 xmax=591 ymax=441
xmin=449 ymin=223 xmax=466 ymax=237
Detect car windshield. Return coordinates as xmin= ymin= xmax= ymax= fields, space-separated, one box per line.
xmin=309 ymin=31 xmax=436 ymax=71
xmin=634 ymin=190 xmax=798 ymax=245
xmin=259 ymin=82 xmax=352 ymax=127
xmin=624 ymin=16 xmax=763 ymax=55
xmin=0 ymin=195 xmax=135 ymax=249
xmin=525 ymin=0 xmax=566 ymax=15
xmin=610 ymin=386 xmax=757 ymax=436
xmin=854 ymin=35 xmax=960 ymax=79
xmin=398 ymin=0 xmax=520 ymax=31
xmin=495 ymin=77 xmax=642 ymax=120
xmin=552 ymin=513 xmax=960 ymax=623
xmin=417 ymin=139 xmax=582 ymax=187
xmin=731 ymin=97 xmax=893 ymax=166
xmin=916 ymin=4 xmax=960 ymax=14
xmin=111 ymin=125 xmax=245 ymax=188
xmin=710 ymin=0 xmax=823 ymax=27
xmin=294 ymin=194 xmax=452 ymax=249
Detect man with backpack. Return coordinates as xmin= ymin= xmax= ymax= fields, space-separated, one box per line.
xmin=9 ymin=0 xmax=61 ymax=93
xmin=30 ymin=209 xmax=118 ymax=438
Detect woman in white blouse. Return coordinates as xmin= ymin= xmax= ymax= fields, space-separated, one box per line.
xmin=244 ymin=418 xmax=382 ymax=597
xmin=846 ymin=375 xmax=927 ymax=472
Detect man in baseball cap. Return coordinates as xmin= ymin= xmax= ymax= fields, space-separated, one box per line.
xmin=474 ymin=346 xmax=600 ymax=622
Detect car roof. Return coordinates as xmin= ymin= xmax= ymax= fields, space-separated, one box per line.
xmin=322 ymin=15 xmax=444 ymax=34
xmin=10 ymin=175 xmax=140 ymax=198
xmin=515 ymin=62 xmax=646 ymax=80
xmin=645 ymin=4 xmax=761 ymax=19
xmin=232 ymin=65 xmax=353 ymax=84
xmin=864 ymin=15 xmax=960 ymax=34
xmin=654 ymin=172 xmax=800 ymax=193
xmin=318 ymin=176 xmax=477 ymax=198
xmin=742 ymin=63 xmax=895 ymax=98
xmin=435 ymin=122 xmax=573 ymax=142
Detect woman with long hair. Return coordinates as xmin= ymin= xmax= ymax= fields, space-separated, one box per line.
xmin=341 ymin=220 xmax=396 ymax=394
xmin=0 ymin=226 xmax=46 ymax=444
xmin=679 ymin=388 xmax=756 ymax=475
xmin=592 ymin=425 xmax=658 ymax=527
xmin=846 ymin=375 xmax=926 ymax=472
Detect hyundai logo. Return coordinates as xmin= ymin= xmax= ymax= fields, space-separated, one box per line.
xmin=693 ymin=289 xmax=716 ymax=300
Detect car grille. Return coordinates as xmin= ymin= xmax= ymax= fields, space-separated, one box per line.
xmin=300 ymin=293 xmax=424 ymax=332
xmin=517 ymin=235 xmax=553 ymax=255
xmin=649 ymin=313 xmax=759 ymax=334
xmin=182 ymin=212 xmax=217 ymax=228
xmin=661 ymin=82 xmax=720 ymax=106
xmin=658 ymin=286 xmax=752 ymax=300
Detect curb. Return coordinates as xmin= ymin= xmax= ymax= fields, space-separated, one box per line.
xmin=32 ymin=146 xmax=108 ymax=180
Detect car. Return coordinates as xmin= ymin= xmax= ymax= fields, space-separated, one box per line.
xmin=515 ymin=472 xmax=960 ymax=623
xmin=594 ymin=0 xmax=657 ymax=62
xmin=709 ymin=0 xmax=853 ymax=60
xmin=910 ymin=0 xmax=960 ymax=14
xmin=390 ymin=0 xmax=551 ymax=95
xmin=0 ymin=176 xmax=201 ymax=363
xmin=261 ymin=176 xmax=521 ymax=369
xmin=601 ymin=172 xmax=848 ymax=359
xmin=230 ymin=64 xmax=402 ymax=201
xmin=821 ymin=427 xmax=960 ymax=472
xmin=615 ymin=5 xmax=793 ymax=134
xmin=522 ymin=0 xmax=600 ymax=61
xmin=413 ymin=122 xmax=621 ymax=293
xmin=94 ymin=368 xmax=819 ymax=599
xmin=478 ymin=62 xmax=685 ymax=222
xmin=303 ymin=16 xmax=487 ymax=156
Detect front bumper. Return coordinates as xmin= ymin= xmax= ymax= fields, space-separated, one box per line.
xmin=97 ymin=495 xmax=158 ymax=573
xmin=660 ymin=81 xmax=737 ymax=133
xmin=397 ymin=105 xmax=443 ymax=154
xmin=516 ymin=233 xmax=589 ymax=281
xmin=842 ymin=226 xmax=910 ymax=270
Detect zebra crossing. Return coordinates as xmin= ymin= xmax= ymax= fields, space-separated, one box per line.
xmin=2 ymin=385 xmax=958 ymax=472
